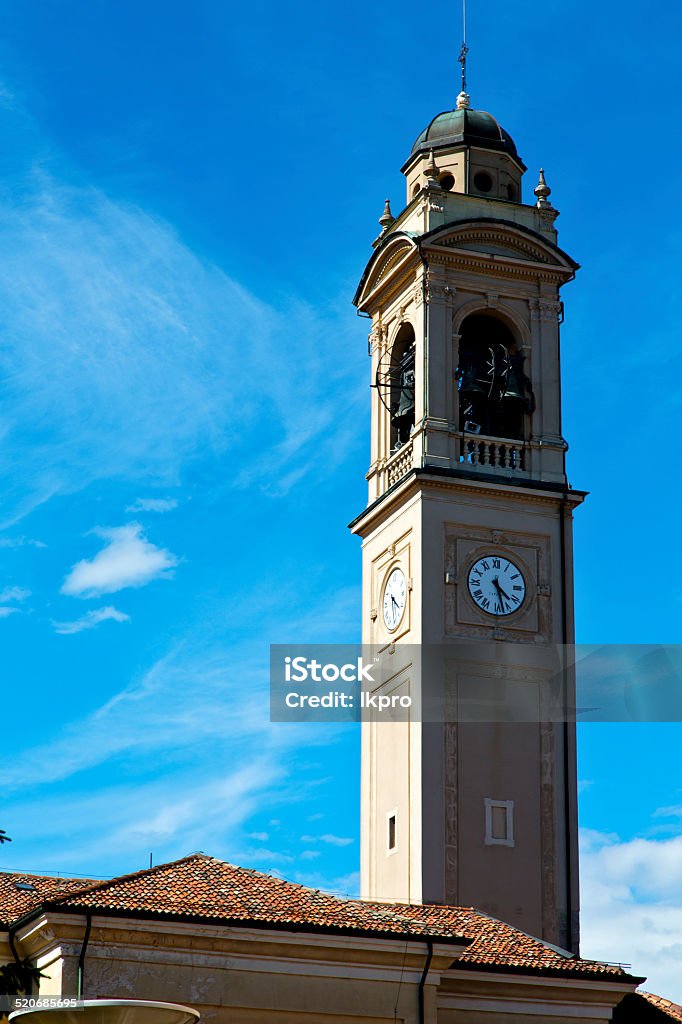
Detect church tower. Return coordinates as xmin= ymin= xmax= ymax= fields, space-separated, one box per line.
xmin=350 ymin=88 xmax=584 ymax=954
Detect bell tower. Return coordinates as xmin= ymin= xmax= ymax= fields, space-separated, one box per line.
xmin=351 ymin=90 xmax=584 ymax=954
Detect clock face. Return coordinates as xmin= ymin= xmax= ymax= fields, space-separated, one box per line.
xmin=467 ymin=555 xmax=526 ymax=617
xmin=383 ymin=567 xmax=407 ymax=631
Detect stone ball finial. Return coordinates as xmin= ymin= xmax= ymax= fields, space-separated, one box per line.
xmin=534 ymin=168 xmax=553 ymax=208
xmin=456 ymin=91 xmax=471 ymax=110
xmin=378 ymin=198 xmax=394 ymax=232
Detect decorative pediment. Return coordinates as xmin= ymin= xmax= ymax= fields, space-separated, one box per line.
xmin=425 ymin=222 xmax=575 ymax=272
xmin=354 ymin=235 xmax=418 ymax=309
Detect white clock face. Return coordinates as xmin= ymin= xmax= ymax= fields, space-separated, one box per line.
xmin=383 ymin=567 xmax=407 ymax=631
xmin=467 ymin=555 xmax=526 ymax=617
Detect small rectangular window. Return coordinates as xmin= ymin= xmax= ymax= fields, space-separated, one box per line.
xmin=387 ymin=812 xmax=397 ymax=852
xmin=484 ymin=798 xmax=514 ymax=847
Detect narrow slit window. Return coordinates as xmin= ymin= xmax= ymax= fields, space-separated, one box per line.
xmin=388 ymin=813 xmax=397 ymax=852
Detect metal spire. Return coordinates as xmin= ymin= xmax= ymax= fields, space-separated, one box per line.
xmin=456 ymin=0 xmax=471 ymax=110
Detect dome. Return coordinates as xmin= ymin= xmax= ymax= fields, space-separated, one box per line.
xmin=410 ymin=108 xmax=522 ymax=164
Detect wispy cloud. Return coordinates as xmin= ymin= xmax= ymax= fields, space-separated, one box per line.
xmin=0 ymin=585 xmax=30 ymax=619
xmin=0 ymin=110 xmax=364 ymax=523
xmin=0 ymin=537 xmax=46 ymax=549
xmin=300 ymin=833 xmax=354 ymax=847
xmin=0 ymin=586 xmax=31 ymax=603
xmin=126 ymin=498 xmax=178 ymax=514
xmin=1 ymin=763 xmax=284 ymax=873
xmin=61 ymin=524 xmax=178 ymax=597
xmin=0 ymin=631 xmax=339 ymax=793
xmin=52 ymin=605 xmax=131 ymax=635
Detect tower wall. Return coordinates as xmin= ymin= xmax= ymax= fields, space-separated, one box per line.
xmin=353 ymin=124 xmax=582 ymax=954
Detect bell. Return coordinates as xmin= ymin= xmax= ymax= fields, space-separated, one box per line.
xmin=501 ymin=368 xmax=525 ymax=403
xmin=396 ymin=369 xmax=415 ymax=419
xmin=460 ymin=366 xmax=486 ymax=397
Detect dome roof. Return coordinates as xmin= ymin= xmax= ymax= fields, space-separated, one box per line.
xmin=410 ymin=108 xmax=522 ymax=163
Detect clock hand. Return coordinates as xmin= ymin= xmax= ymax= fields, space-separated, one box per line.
xmin=492 ymin=577 xmax=511 ymax=604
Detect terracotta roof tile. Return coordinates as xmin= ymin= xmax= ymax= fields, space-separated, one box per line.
xmin=38 ymin=854 xmax=467 ymax=942
xmin=10 ymin=853 xmax=636 ymax=981
xmin=0 ymin=871 xmax=99 ymax=926
xmin=364 ymin=900 xmax=631 ymax=977
xmin=641 ymin=992 xmax=682 ymax=1021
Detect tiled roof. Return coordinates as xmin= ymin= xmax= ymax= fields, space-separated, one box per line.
xmin=0 ymin=871 xmax=99 ymax=926
xmin=641 ymin=992 xmax=682 ymax=1021
xmin=364 ymin=900 xmax=632 ymax=977
xmin=3 ymin=853 xmax=636 ymax=981
xmin=37 ymin=854 xmax=468 ymax=943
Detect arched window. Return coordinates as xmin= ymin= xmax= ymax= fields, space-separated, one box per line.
xmin=389 ymin=324 xmax=415 ymax=450
xmin=456 ymin=314 xmax=532 ymax=440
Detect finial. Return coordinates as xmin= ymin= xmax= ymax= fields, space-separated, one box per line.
xmin=457 ymin=0 xmax=471 ymax=108
xmin=534 ymin=168 xmax=553 ymax=208
xmin=458 ymin=42 xmax=469 ymax=95
xmin=378 ymin=198 xmax=394 ymax=232
xmin=425 ymin=149 xmax=441 ymax=187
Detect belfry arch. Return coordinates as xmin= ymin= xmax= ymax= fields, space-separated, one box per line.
xmin=456 ymin=312 xmax=533 ymax=441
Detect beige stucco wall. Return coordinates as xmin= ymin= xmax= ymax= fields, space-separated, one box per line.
xmin=7 ymin=915 xmax=636 ymax=1024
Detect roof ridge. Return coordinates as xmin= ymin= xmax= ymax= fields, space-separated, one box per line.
xmin=1 ymin=870 xmax=99 ymax=883
xmin=46 ymin=852 xmax=213 ymax=906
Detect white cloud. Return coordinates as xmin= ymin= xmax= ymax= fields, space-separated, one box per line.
xmin=580 ymin=828 xmax=682 ymax=1002
xmin=300 ymin=833 xmax=354 ymax=847
xmin=235 ymin=848 xmax=294 ymax=865
xmin=320 ymin=834 xmax=354 ymax=846
xmin=247 ymin=831 xmax=269 ymax=841
xmin=300 ymin=850 xmax=321 ymax=860
xmin=0 ymin=586 xmax=30 ymax=619
xmin=0 ymin=586 xmax=31 ymax=603
xmin=126 ymin=498 xmax=178 ymax=514
xmin=61 ymin=524 xmax=178 ymax=598
xmin=52 ymin=606 xmax=131 ymax=635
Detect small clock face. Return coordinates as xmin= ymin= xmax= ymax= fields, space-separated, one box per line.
xmin=467 ymin=555 xmax=526 ymax=616
xmin=383 ymin=567 xmax=407 ymax=631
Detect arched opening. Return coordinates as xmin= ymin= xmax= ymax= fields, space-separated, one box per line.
xmin=389 ymin=324 xmax=415 ymax=450
xmin=412 ymin=182 xmax=421 ymax=198
xmin=456 ymin=313 xmax=533 ymax=440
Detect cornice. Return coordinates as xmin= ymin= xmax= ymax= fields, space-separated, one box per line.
xmin=427 ymin=247 xmax=574 ymax=285
xmin=350 ymin=470 xmax=586 ymax=537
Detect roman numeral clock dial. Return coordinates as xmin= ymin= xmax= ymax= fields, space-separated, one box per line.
xmin=467 ymin=555 xmax=526 ymax=616
xmin=382 ymin=567 xmax=407 ymax=632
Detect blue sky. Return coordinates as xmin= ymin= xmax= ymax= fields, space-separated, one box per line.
xmin=1 ymin=0 xmax=682 ymax=1001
